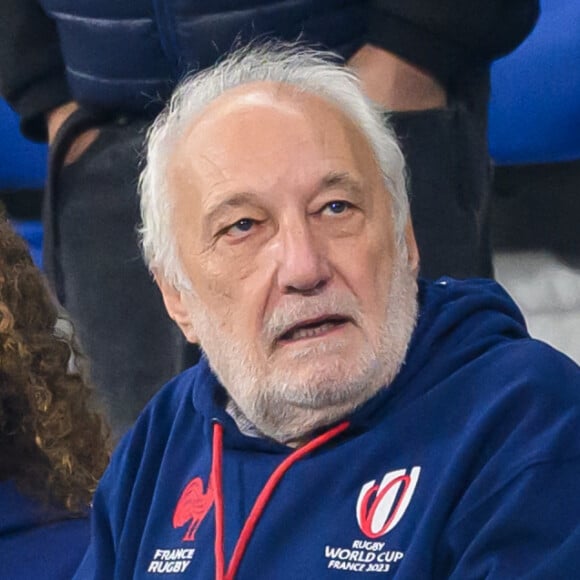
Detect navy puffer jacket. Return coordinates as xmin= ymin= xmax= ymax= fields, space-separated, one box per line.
xmin=37 ymin=0 xmax=365 ymax=113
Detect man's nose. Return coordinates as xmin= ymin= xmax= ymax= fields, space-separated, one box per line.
xmin=276 ymin=221 xmax=331 ymax=294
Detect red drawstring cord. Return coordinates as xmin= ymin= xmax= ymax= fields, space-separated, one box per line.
xmin=212 ymin=423 xmax=225 ymax=580
xmin=212 ymin=420 xmax=350 ymax=580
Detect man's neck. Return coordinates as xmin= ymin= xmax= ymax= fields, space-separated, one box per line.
xmin=224 ymin=398 xmax=305 ymax=448
xmin=224 ymin=398 xmax=264 ymax=439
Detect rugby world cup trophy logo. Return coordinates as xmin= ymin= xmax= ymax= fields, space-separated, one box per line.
xmin=356 ymin=467 xmax=421 ymax=539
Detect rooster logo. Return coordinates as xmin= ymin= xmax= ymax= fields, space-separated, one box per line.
xmin=173 ymin=476 xmax=214 ymax=541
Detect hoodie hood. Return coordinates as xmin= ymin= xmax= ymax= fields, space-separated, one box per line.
xmin=383 ymin=277 xmax=528 ymax=400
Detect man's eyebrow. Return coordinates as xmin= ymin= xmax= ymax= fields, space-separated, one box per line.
xmin=319 ymin=172 xmax=365 ymax=196
xmin=203 ymin=191 xmax=261 ymax=231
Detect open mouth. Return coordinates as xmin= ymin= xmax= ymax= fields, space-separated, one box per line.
xmin=277 ymin=315 xmax=350 ymax=344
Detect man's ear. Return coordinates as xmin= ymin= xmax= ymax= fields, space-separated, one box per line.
xmin=154 ymin=271 xmax=199 ymax=344
xmin=404 ymin=219 xmax=420 ymax=275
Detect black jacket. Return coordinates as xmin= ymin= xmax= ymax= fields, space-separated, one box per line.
xmin=0 ymin=0 xmax=539 ymax=141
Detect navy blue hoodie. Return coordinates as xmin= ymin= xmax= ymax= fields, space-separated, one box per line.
xmin=74 ymin=278 xmax=580 ymax=579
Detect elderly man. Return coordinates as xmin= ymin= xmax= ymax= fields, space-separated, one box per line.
xmin=75 ymin=45 xmax=580 ymax=579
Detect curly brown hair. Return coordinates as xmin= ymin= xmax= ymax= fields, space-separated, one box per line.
xmin=0 ymin=213 xmax=110 ymax=512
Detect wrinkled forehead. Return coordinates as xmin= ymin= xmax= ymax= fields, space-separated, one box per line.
xmin=166 ymin=82 xmax=383 ymax=192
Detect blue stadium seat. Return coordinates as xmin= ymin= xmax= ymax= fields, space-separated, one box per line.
xmin=0 ymin=99 xmax=47 ymax=189
xmin=489 ymin=0 xmax=580 ymax=165
xmin=0 ymin=98 xmax=46 ymax=267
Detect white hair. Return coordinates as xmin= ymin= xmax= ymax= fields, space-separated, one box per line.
xmin=139 ymin=41 xmax=410 ymax=288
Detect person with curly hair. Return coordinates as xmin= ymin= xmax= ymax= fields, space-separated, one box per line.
xmin=0 ymin=212 xmax=110 ymax=578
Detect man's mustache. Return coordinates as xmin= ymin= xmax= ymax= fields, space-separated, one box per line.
xmin=263 ymin=291 xmax=363 ymax=344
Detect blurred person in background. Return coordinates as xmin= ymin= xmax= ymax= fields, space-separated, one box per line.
xmin=0 ymin=212 xmax=110 ymax=578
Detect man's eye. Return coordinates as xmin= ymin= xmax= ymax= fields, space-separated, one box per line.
xmin=322 ymin=200 xmax=352 ymax=215
xmin=225 ymin=218 xmax=256 ymax=237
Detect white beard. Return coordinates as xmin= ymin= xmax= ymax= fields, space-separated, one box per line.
xmin=185 ymin=254 xmax=418 ymax=444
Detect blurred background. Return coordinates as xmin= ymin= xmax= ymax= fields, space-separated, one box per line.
xmin=489 ymin=0 xmax=580 ymax=362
